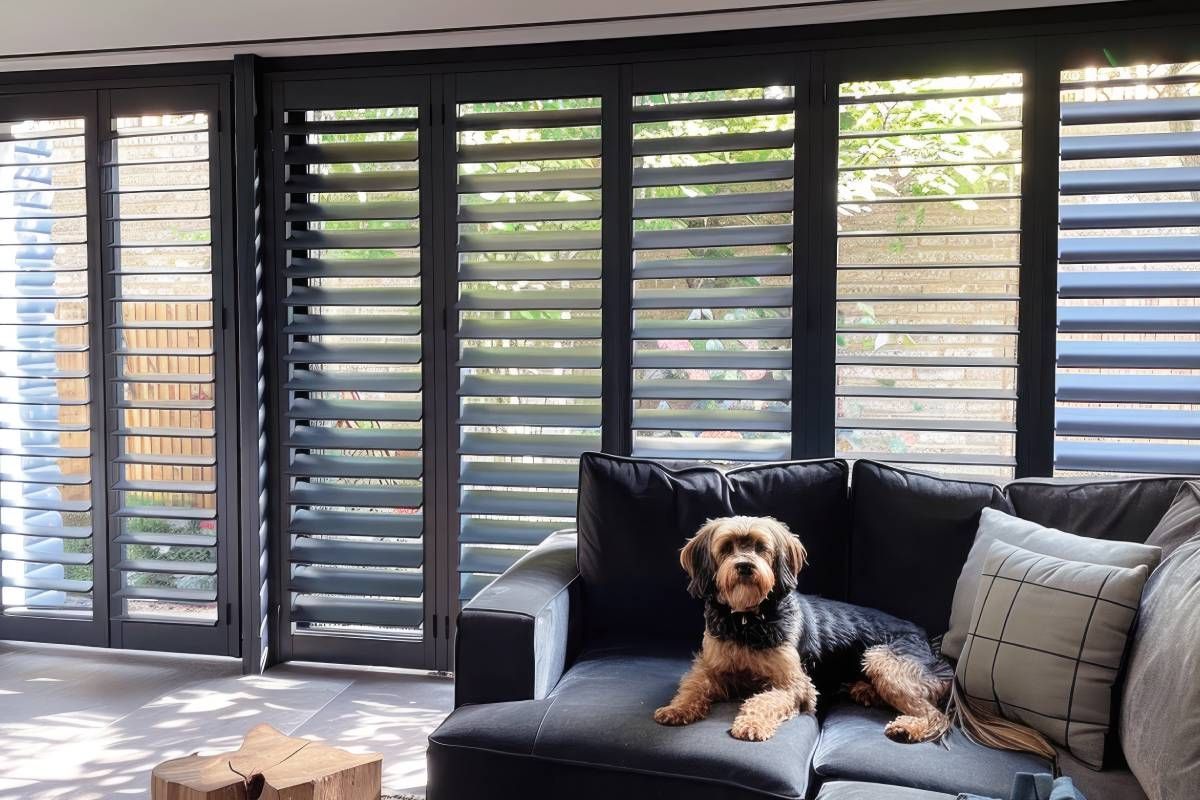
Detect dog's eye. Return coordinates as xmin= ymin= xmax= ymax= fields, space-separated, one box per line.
xmin=754 ymin=542 xmax=767 ymax=554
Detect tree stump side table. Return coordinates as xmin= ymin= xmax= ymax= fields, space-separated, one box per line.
xmin=151 ymin=723 xmax=382 ymax=800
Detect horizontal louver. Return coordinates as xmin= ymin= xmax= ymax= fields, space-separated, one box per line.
xmin=630 ymin=84 xmax=795 ymax=462
xmin=106 ymin=110 xmax=221 ymax=623
xmin=282 ymin=103 xmax=426 ymax=634
xmin=0 ymin=115 xmax=95 ymax=620
xmin=1055 ymin=62 xmax=1200 ymax=475
xmin=455 ymin=95 xmax=601 ymax=600
xmin=835 ymin=73 xmax=1023 ymax=478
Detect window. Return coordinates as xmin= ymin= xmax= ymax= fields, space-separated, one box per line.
xmin=106 ymin=109 xmax=220 ymax=625
xmin=3 ymin=22 xmax=1182 ymax=671
xmin=834 ymin=73 xmax=1024 ymax=479
xmin=630 ymin=83 xmax=796 ymax=461
xmin=0 ymin=111 xmax=95 ymax=629
xmin=453 ymin=91 xmax=604 ymax=601
xmin=1055 ymin=60 xmax=1200 ymax=475
xmin=0 ymin=85 xmax=235 ymax=653
xmin=277 ymin=98 xmax=428 ymax=643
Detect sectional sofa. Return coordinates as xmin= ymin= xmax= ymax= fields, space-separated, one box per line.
xmin=427 ymin=455 xmax=1198 ymax=800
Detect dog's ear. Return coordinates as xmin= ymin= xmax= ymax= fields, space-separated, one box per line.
xmin=680 ymin=520 xmax=720 ymax=598
xmin=763 ymin=517 xmax=807 ymax=593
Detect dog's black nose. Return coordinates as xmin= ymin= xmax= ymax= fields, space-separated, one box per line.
xmin=736 ymin=562 xmax=754 ymax=577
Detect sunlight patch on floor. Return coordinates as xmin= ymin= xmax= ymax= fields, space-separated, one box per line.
xmin=0 ymin=642 xmax=452 ymax=800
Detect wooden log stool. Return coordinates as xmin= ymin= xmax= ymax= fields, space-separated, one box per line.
xmin=151 ymin=723 xmax=381 ymax=800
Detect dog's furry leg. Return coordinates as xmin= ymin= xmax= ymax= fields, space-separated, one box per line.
xmin=730 ymin=648 xmax=817 ymax=741
xmin=731 ymin=685 xmax=802 ymax=741
xmin=848 ymin=680 xmax=881 ymax=707
xmin=862 ymin=644 xmax=951 ymax=743
xmin=655 ymin=662 xmax=723 ymax=726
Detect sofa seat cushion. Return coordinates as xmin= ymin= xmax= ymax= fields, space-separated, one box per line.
xmin=815 ymin=782 xmax=955 ymax=800
xmin=811 ymin=701 xmax=1049 ymax=798
xmin=1055 ymin=748 xmax=1148 ymax=800
xmin=429 ymin=648 xmax=820 ymax=800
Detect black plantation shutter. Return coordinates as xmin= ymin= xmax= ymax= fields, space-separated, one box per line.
xmin=0 ymin=94 xmax=106 ymax=644
xmin=628 ymin=62 xmax=797 ymax=462
xmin=834 ymin=72 xmax=1025 ymax=479
xmin=103 ymin=90 xmax=231 ymax=642
xmin=1055 ymin=63 xmax=1200 ymax=474
xmin=273 ymin=77 xmax=432 ymax=660
xmin=452 ymin=71 xmax=607 ymax=601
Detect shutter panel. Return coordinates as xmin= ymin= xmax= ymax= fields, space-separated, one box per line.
xmin=0 ymin=113 xmax=97 ymax=623
xmin=834 ymin=73 xmax=1024 ymax=478
xmin=279 ymin=96 xmax=428 ymax=640
xmin=630 ymin=82 xmax=795 ymax=462
xmin=1055 ymin=63 xmax=1200 ymax=475
xmin=105 ymin=106 xmax=223 ymax=625
xmin=454 ymin=91 xmax=602 ymax=601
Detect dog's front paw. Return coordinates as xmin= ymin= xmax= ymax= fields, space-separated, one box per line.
xmin=884 ymin=714 xmax=939 ymax=743
xmin=654 ymin=704 xmax=703 ymax=726
xmin=730 ymin=715 xmax=778 ymax=742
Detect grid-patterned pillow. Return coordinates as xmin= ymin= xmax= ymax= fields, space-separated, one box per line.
xmin=956 ymin=540 xmax=1150 ymax=769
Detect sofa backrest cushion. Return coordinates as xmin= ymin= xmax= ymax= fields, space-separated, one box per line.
xmin=1146 ymin=480 xmax=1200 ymax=559
xmin=1005 ymin=476 xmax=1188 ymax=544
xmin=1118 ymin=533 xmax=1200 ymax=800
xmin=575 ymin=453 xmax=850 ymax=647
xmin=848 ymin=460 xmax=1011 ymax=638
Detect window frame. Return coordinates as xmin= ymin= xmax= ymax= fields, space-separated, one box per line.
xmin=258 ymin=72 xmax=442 ymax=671
xmin=1042 ymin=30 xmax=1200 ymax=476
xmin=0 ymin=69 xmax=241 ymax=656
xmin=1 ymin=5 xmax=1198 ymax=673
xmin=824 ymin=40 xmax=1037 ymax=480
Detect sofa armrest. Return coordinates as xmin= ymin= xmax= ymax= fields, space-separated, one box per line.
xmin=453 ymin=529 xmax=580 ymax=708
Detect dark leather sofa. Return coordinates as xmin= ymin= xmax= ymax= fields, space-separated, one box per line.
xmin=428 ymin=454 xmax=1188 ymax=800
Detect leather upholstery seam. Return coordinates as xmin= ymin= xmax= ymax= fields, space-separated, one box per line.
xmin=427 ymin=738 xmax=806 ymax=800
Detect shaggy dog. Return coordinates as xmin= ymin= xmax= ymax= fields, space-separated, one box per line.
xmin=653 ymin=516 xmax=954 ymax=743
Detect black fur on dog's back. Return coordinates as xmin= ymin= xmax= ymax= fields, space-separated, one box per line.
xmin=795 ymin=595 xmax=947 ymax=673
xmin=703 ymin=590 xmax=952 ymax=693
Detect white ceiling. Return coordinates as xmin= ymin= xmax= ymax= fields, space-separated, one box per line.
xmin=0 ymin=0 xmax=1122 ymax=71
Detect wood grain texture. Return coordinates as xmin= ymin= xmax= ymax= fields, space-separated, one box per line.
xmin=151 ymin=723 xmax=381 ymax=800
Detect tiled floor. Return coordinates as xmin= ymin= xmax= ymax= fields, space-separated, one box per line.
xmin=0 ymin=640 xmax=452 ymax=800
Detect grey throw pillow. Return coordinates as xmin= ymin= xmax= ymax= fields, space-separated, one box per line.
xmin=1145 ymin=480 xmax=1200 ymax=559
xmin=956 ymin=540 xmax=1149 ymax=769
xmin=1119 ymin=534 xmax=1200 ymax=800
xmin=943 ymin=508 xmax=1160 ymax=660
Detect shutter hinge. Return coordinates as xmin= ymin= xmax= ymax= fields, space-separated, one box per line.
xmin=445 ymin=615 xmax=450 ymax=640
xmin=222 ymin=306 xmax=230 ymax=330
xmin=822 ymin=82 xmax=829 ymax=105
xmin=215 ymin=110 xmax=222 ymax=133
xmin=432 ymin=613 xmax=438 ymax=639
xmin=441 ymin=102 xmax=447 ymax=127
xmin=226 ymin=602 xmax=233 ymax=624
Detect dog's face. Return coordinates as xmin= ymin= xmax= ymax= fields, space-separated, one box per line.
xmin=679 ymin=516 xmax=807 ymax=612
